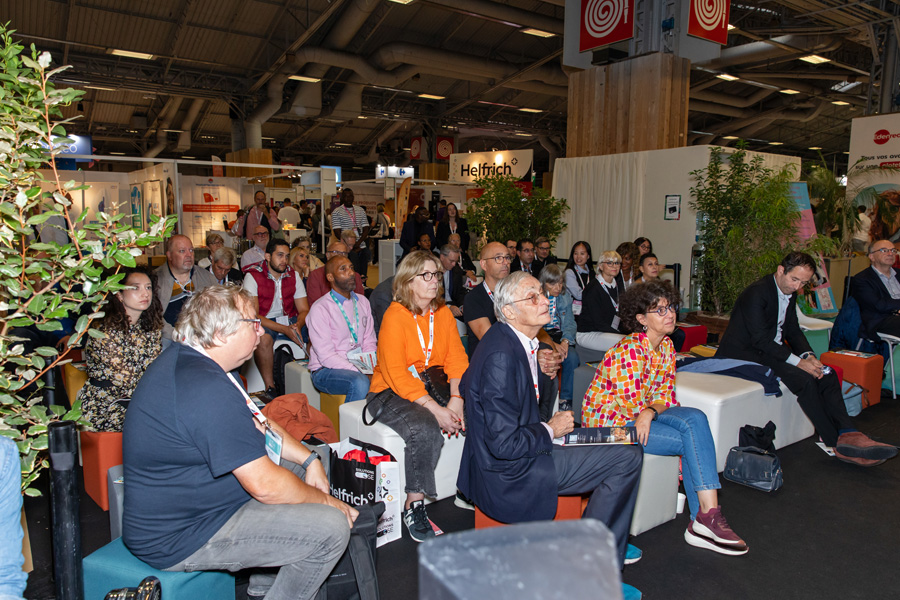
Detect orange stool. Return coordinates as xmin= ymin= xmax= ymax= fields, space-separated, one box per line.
xmin=80 ymin=431 xmax=123 ymax=511
xmin=822 ymin=350 xmax=884 ymax=408
xmin=475 ymin=495 xmax=588 ymax=529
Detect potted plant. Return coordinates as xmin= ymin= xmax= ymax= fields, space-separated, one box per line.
xmin=465 ymin=174 xmax=569 ymax=252
xmin=0 ymin=25 xmax=176 ymax=496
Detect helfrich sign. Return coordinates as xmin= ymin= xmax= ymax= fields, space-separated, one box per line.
xmin=448 ymin=150 xmax=534 ymax=183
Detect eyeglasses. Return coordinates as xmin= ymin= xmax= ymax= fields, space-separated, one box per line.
xmin=240 ymin=318 xmax=262 ymax=332
xmin=872 ymin=248 xmax=899 ymax=255
xmin=646 ymin=304 xmax=679 ymax=317
xmin=253 ymin=232 xmax=269 ymax=237
xmin=327 ymin=250 xmax=349 ymax=257
xmin=415 ymin=270 xmax=441 ymax=282
xmin=513 ymin=291 xmax=550 ymax=305
xmin=485 ymin=254 xmax=512 ymax=264
xmin=601 ymin=260 xmax=622 ymax=265
xmin=537 ymin=245 xmax=551 ymax=251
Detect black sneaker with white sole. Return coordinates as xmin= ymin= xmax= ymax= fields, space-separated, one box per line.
xmin=403 ymin=500 xmax=435 ymax=543
xmin=454 ymin=490 xmax=475 ymax=511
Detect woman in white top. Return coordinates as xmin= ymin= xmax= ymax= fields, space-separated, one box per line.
xmin=576 ymin=250 xmax=626 ymax=352
xmin=564 ymin=241 xmax=594 ymax=317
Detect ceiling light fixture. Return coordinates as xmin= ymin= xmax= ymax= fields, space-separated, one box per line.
xmin=780 ymin=89 xmax=800 ymax=94
xmin=800 ymin=54 xmax=830 ymax=64
xmin=768 ymin=141 xmax=784 ymax=146
xmin=288 ymin=75 xmax=322 ymax=83
xmin=163 ymin=129 xmax=184 ymax=133
xmin=514 ymin=133 xmax=532 ymax=137
xmin=333 ymin=142 xmax=351 ymax=146
xmin=832 ymin=100 xmax=850 ymax=106
xmin=721 ymin=135 xmax=739 ymax=140
xmin=388 ymin=0 xmax=414 ymax=4
xmin=727 ymin=24 xmax=736 ymax=30
xmin=108 ymin=49 xmax=155 ymax=60
xmin=109 ymin=151 xmax=127 ymax=155
xmin=85 ymin=85 xmax=116 ymax=91
xmin=357 ymin=116 xmax=368 ymax=119
xmin=519 ymin=108 xmax=543 ymax=113
xmin=418 ymin=94 xmax=445 ymax=100
xmin=521 ymin=28 xmax=555 ymax=38
xmin=716 ymin=74 xmax=739 ymax=81
xmin=182 ymin=156 xmax=196 ymax=159
xmin=809 ymin=146 xmax=822 ymax=150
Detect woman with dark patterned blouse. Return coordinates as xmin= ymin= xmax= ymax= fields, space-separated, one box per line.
xmin=78 ymin=267 xmax=164 ymax=432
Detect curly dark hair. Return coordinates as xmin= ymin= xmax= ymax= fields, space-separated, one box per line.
xmin=100 ymin=267 xmax=164 ymax=333
xmin=618 ymin=280 xmax=681 ymax=333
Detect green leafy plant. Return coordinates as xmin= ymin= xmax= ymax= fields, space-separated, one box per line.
xmin=0 ymin=24 xmax=176 ymax=494
xmin=465 ymin=174 xmax=569 ymax=251
xmin=690 ymin=144 xmax=799 ymax=315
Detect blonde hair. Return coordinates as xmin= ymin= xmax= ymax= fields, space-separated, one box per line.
xmin=392 ymin=250 xmax=446 ymax=314
xmin=289 ymin=246 xmax=310 ymax=276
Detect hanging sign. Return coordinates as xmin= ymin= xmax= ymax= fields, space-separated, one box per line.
xmin=410 ymin=137 xmax=422 ymax=160
xmin=449 ymin=150 xmax=533 ymax=183
xmin=579 ymin=0 xmax=633 ymax=52
xmin=688 ymin=0 xmax=731 ymax=45
xmin=376 ymin=165 xmax=415 ymax=181
xmin=436 ymin=137 xmax=454 ymax=160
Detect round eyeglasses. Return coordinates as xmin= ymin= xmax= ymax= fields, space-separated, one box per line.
xmin=646 ymin=304 xmax=679 ymax=317
xmin=415 ymin=270 xmax=441 ymax=282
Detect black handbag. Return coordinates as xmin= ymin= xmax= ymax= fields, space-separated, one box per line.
xmin=316 ymin=501 xmax=384 ymax=600
xmin=362 ymin=366 xmax=451 ymax=427
xmin=722 ymin=446 xmax=783 ymax=492
xmin=738 ymin=421 xmax=777 ymax=453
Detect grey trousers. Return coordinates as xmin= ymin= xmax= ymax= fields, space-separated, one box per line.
xmin=165 ymin=459 xmax=350 ymax=600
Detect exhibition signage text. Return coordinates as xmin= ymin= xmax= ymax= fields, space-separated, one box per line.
xmin=449 ymin=150 xmax=534 ymax=183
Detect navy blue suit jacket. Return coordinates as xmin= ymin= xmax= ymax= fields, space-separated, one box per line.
xmin=851 ymin=266 xmax=900 ymax=338
xmin=458 ymin=322 xmax=557 ymax=523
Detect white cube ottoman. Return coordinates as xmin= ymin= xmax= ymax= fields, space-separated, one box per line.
xmin=630 ymin=453 xmax=680 ymax=537
xmin=284 ymin=361 xmax=321 ymax=410
xmin=339 ymin=400 xmax=465 ymax=502
xmin=675 ymin=372 xmax=814 ymax=472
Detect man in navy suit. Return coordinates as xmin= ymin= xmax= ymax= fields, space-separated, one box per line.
xmin=717 ymin=252 xmax=897 ymax=467
xmin=458 ymin=272 xmax=643 ymax=584
xmin=851 ymin=239 xmax=900 ymax=339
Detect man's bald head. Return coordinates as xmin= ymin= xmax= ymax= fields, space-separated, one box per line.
xmin=325 ymin=255 xmax=355 ymax=294
xmin=480 ymin=241 xmax=507 ymax=261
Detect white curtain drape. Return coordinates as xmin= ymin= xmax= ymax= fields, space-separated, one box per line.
xmin=552 ymin=152 xmax=647 ymax=260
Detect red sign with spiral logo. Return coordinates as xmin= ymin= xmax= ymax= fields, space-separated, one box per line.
xmin=579 ymin=0 xmax=633 ymax=52
xmin=688 ymin=0 xmax=731 ymax=45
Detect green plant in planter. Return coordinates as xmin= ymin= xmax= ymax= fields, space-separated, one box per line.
xmin=0 ymin=25 xmax=176 ymax=495
xmin=690 ymin=144 xmax=798 ymax=315
xmin=465 ymin=174 xmax=569 ymax=251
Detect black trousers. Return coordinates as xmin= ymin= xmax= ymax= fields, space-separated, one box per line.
xmin=875 ymin=314 xmax=900 ymax=337
xmin=552 ymin=444 xmax=642 ymax=569
xmin=771 ymin=362 xmax=853 ymax=447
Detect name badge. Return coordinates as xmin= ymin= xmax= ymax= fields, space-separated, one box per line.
xmin=408 ymin=365 xmax=422 ymax=380
xmin=611 ymin=315 xmax=621 ymax=331
xmin=275 ymin=315 xmax=291 ymax=326
xmin=265 ymin=425 xmax=283 ymax=465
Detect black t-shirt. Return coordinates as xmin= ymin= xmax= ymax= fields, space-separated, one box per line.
xmin=463 ymin=284 xmax=497 ymax=357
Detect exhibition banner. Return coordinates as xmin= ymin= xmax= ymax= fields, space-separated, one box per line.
xmin=688 ymin=0 xmax=731 ymax=45
xmin=579 ymin=0 xmax=633 ymax=52
xmin=789 ymin=182 xmax=836 ymax=313
xmin=848 ymin=113 xmax=900 ymax=241
xmin=181 ymin=177 xmax=241 ymax=246
xmin=449 ymin=150 xmax=533 ymax=183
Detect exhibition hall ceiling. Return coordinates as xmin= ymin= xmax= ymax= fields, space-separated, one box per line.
xmin=5 ymin=0 xmax=894 ymax=176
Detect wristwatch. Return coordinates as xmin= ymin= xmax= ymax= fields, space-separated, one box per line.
xmin=645 ymin=406 xmax=659 ymax=421
xmin=302 ymin=452 xmax=322 ymax=470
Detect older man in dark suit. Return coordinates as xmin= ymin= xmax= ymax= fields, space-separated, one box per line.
xmin=458 ymin=271 xmax=643 ymax=599
xmin=717 ymin=252 xmax=897 ymax=467
xmin=851 ymin=239 xmax=900 ymax=339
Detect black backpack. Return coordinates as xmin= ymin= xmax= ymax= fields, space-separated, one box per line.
xmin=317 ymin=502 xmax=384 ymax=600
xmin=272 ymin=344 xmax=296 ymax=398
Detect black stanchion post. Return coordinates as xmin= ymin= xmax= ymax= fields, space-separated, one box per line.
xmin=43 ymin=366 xmax=61 ymax=408
xmin=49 ymin=421 xmax=83 ymax=600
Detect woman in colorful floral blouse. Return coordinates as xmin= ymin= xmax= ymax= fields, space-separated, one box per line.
xmin=78 ymin=267 xmax=164 ymax=432
xmin=581 ymin=280 xmax=748 ymax=556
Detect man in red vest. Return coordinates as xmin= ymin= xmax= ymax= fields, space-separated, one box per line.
xmin=243 ymin=239 xmax=310 ymax=398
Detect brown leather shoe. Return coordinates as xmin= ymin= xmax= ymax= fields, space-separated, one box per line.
xmin=833 ymin=448 xmax=886 ymax=467
xmin=834 ymin=432 xmax=897 ymax=461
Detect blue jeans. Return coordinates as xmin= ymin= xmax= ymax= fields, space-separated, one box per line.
xmin=310 ymin=367 xmax=371 ymax=402
xmin=560 ymin=346 xmax=580 ymax=401
xmin=0 ymin=437 xmax=26 ymax=600
xmin=631 ymin=406 xmax=720 ymax=521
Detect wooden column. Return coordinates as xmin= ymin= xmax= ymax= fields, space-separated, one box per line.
xmin=566 ymin=53 xmax=690 ymax=158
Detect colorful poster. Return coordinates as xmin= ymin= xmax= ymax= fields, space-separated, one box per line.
xmin=181 ymin=176 xmax=242 ymax=246
xmin=848 ymin=113 xmax=900 ymax=243
xmin=579 ymin=0 xmax=633 ymax=52
xmin=143 ymin=180 xmax=163 ymax=227
xmin=789 ymin=182 xmax=836 ymax=313
xmin=688 ymin=0 xmax=731 ymax=45
xmin=129 ymin=185 xmax=143 ymax=229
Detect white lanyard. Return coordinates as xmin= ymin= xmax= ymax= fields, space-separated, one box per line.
xmin=601 ymin=280 xmax=619 ymax=310
xmin=527 ymin=343 xmax=539 ymax=403
xmin=449 ymin=222 xmax=457 ymax=234
xmin=413 ymin=309 xmax=435 ymax=366
xmin=226 ymin=372 xmax=267 ymax=425
xmin=483 ymin=282 xmax=495 ymax=303
xmin=576 ymin=268 xmax=587 ymax=290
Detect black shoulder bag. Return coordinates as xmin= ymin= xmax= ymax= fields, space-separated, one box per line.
xmin=317 ymin=501 xmax=384 ymax=600
xmin=363 ymin=366 xmax=451 ymax=426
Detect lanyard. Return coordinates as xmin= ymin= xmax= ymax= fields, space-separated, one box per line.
xmin=483 ymin=282 xmax=495 ymax=302
xmin=575 ymin=267 xmax=588 ymax=290
xmin=527 ymin=342 xmax=540 ymax=403
xmin=343 ymin=205 xmax=358 ymax=230
xmin=601 ymin=280 xmax=619 ymax=309
xmin=226 ymin=372 xmax=267 ymax=425
xmin=330 ymin=290 xmax=360 ymax=345
xmin=412 ymin=309 xmax=435 ymax=367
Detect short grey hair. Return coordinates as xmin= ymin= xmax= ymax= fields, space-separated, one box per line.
xmin=174 ymin=285 xmax=254 ymax=349
xmin=494 ymin=271 xmax=533 ymax=324
xmin=538 ymin=263 xmax=564 ymax=287
xmin=340 ymin=229 xmax=357 ymax=245
xmin=211 ymin=247 xmax=236 ymax=268
xmin=205 ymin=233 xmax=224 ymax=246
xmin=439 ymin=244 xmax=460 ymax=258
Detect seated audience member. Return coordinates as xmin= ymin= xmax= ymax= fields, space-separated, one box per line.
xmin=717 ymin=251 xmax=898 ymax=466
xmin=197 ymin=233 xmax=224 ymax=269
xmin=306 ymin=242 xmax=365 ymax=305
xmin=634 ymin=237 xmax=653 ymax=257
xmin=616 ymin=242 xmax=639 ymax=289
xmin=416 ymin=232 xmax=437 ymax=255
xmin=464 ymin=242 xmax=511 ymax=358
xmin=209 ymin=247 xmax=242 ymax=285
xmin=366 ymin=251 xmax=469 ymax=542
xmin=123 ymin=286 xmax=356 ymax=597
xmin=293 ymin=237 xmax=325 ymax=271
xmin=369 ymin=275 xmax=394 ymax=334
xmin=583 ymin=280 xmax=748 ymax=557
xmin=340 ymin=229 xmax=368 ymax=285
xmin=635 ymin=253 xmax=660 ymax=282
xmin=510 ymin=239 xmax=540 ymax=276
xmin=459 ymin=271 xmax=643 ymax=600
xmin=290 ymin=247 xmax=312 ymax=288
xmin=241 ymin=226 xmax=270 ymax=271
xmin=564 ymin=241 xmax=595 ymax=317
xmin=438 ymin=244 xmax=470 ymax=320
xmin=447 ymin=232 xmax=477 ymax=274
xmin=226 ymin=208 xmax=244 ymax=231
xmin=278 ymin=199 xmax=301 ymax=228
xmin=851 ymin=240 xmax=900 ymax=338
xmin=399 ymin=207 xmax=435 ymax=258
xmin=155 ymin=234 xmax=217 ymax=344
xmin=436 ymin=202 xmax=469 ymax=250
xmin=231 ymin=190 xmax=281 ymax=238
xmin=539 ymin=265 xmax=581 ymax=413
xmin=243 ymin=239 xmax=310 ymax=398
xmin=534 ymin=237 xmax=558 ymax=272
xmin=577 ymin=250 xmax=626 ymax=353
xmin=307 ymin=257 xmax=376 ymax=403
xmin=79 ymin=268 xmax=163 ymax=432
xmin=505 ymin=239 xmax=517 ymax=258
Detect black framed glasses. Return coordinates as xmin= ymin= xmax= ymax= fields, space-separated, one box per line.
xmin=512 ymin=291 xmax=550 ymax=305
xmin=872 ymin=248 xmax=899 ymax=255
xmin=601 ymin=260 xmax=622 ymax=265
xmin=240 ymin=318 xmax=262 ymax=332
xmin=415 ymin=270 xmax=441 ymax=282
xmin=485 ymin=254 xmax=512 ymax=264
xmin=646 ymin=304 xmax=678 ymax=317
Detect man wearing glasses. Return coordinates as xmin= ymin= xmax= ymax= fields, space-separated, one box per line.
xmin=231 ymin=190 xmax=281 ymax=239
xmin=305 ymin=241 xmax=365 ymax=305
xmin=464 ymin=242 xmax=513 ymax=358
xmin=717 ymin=252 xmax=897 ymax=467
xmin=155 ymin=234 xmax=217 ymax=346
xmin=510 ymin=239 xmax=540 ymax=277
xmin=241 ymin=226 xmax=271 ymax=271
xmin=533 ymin=236 xmax=558 ymax=272
xmin=852 ymin=240 xmax=900 ymax=339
